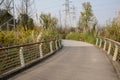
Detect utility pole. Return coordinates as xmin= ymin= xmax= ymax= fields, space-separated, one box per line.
xmin=71 ymin=5 xmax=76 ymax=27
xmin=59 ymin=10 xmax=62 ymax=27
xmin=64 ymin=0 xmax=72 ymax=28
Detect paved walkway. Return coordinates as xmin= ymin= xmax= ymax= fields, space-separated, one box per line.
xmin=9 ymin=40 xmax=119 ymax=80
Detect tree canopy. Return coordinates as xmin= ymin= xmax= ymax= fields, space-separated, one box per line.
xmin=18 ymin=13 xmax=34 ymax=31
xmin=0 ymin=9 xmax=13 ymax=30
xmin=78 ymin=2 xmax=97 ymax=33
xmin=40 ymin=13 xmax=58 ymax=29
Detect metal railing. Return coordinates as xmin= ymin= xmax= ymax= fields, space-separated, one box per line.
xmin=96 ymin=37 xmax=120 ymax=78
xmin=0 ymin=39 xmax=62 ymax=76
xmin=96 ymin=37 xmax=120 ymax=62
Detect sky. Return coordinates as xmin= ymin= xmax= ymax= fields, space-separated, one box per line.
xmin=11 ymin=0 xmax=119 ymax=26
xmin=32 ymin=0 xmax=120 ymax=26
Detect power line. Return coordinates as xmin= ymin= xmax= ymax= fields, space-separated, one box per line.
xmin=63 ymin=0 xmax=72 ymax=27
xmin=70 ymin=5 xmax=77 ymax=27
xmin=59 ymin=10 xmax=62 ymax=27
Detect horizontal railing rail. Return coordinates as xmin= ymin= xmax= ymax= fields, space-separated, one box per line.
xmin=0 ymin=39 xmax=62 ymax=77
xmin=0 ymin=39 xmax=59 ymax=50
xmin=96 ymin=37 xmax=120 ymax=62
xmin=96 ymin=37 xmax=120 ymax=78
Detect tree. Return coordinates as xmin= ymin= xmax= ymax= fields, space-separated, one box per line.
xmin=18 ymin=0 xmax=33 ymax=15
xmin=28 ymin=18 xmax=34 ymax=30
xmin=40 ymin=13 xmax=58 ymax=29
xmin=0 ymin=0 xmax=15 ymax=30
xmin=115 ymin=11 xmax=120 ymax=26
xmin=78 ymin=2 xmax=95 ymax=33
xmin=17 ymin=0 xmax=34 ymax=30
xmin=91 ymin=17 xmax=98 ymax=36
xmin=104 ymin=15 xmax=120 ymax=42
xmin=0 ymin=9 xmax=13 ymax=30
xmin=3 ymin=0 xmax=13 ymax=13
xmin=18 ymin=13 xmax=34 ymax=31
xmin=18 ymin=13 xmax=29 ymax=31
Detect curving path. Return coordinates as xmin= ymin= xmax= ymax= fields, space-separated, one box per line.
xmin=9 ymin=40 xmax=119 ymax=80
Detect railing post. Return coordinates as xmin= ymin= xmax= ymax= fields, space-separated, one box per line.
xmin=103 ymin=39 xmax=107 ymax=51
xmin=50 ymin=41 xmax=53 ymax=53
xmin=19 ymin=47 xmax=25 ymax=67
xmin=96 ymin=38 xmax=98 ymax=46
xmin=39 ymin=43 xmax=43 ymax=58
xmin=107 ymin=41 xmax=112 ymax=54
xmin=99 ymin=38 xmax=102 ymax=48
xmin=55 ymin=40 xmax=58 ymax=50
xmin=113 ymin=44 xmax=118 ymax=61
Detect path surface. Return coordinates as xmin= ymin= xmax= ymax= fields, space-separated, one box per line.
xmin=9 ymin=40 xmax=119 ymax=80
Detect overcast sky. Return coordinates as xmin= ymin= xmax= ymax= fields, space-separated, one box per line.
xmin=33 ymin=0 xmax=120 ymax=26
xmin=14 ymin=0 xmax=120 ymax=26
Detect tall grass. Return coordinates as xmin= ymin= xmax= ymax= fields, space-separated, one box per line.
xmin=66 ymin=32 xmax=96 ymax=44
xmin=0 ymin=27 xmax=60 ymax=47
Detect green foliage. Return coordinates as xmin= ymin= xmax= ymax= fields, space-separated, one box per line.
xmin=42 ymin=42 xmax=50 ymax=55
xmin=66 ymin=32 xmax=81 ymax=41
xmin=39 ymin=27 xmax=60 ymax=55
xmin=0 ymin=25 xmax=61 ymax=47
xmin=0 ymin=9 xmax=13 ymax=30
xmin=66 ymin=32 xmax=96 ymax=44
xmin=0 ymin=28 xmax=38 ymax=47
xmin=104 ymin=20 xmax=120 ymax=42
xmin=0 ymin=9 xmax=12 ymax=24
xmin=0 ymin=31 xmax=15 ymax=46
xmin=28 ymin=18 xmax=34 ymax=30
xmin=98 ymin=12 xmax=120 ymax=42
xmin=80 ymin=33 xmax=96 ymax=44
xmin=41 ymin=27 xmax=60 ymax=41
xmin=40 ymin=13 xmax=58 ymax=29
xmin=78 ymin=2 xmax=97 ymax=33
xmin=18 ymin=14 xmax=34 ymax=31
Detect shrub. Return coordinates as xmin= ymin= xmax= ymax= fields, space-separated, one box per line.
xmin=66 ymin=32 xmax=81 ymax=41
xmin=66 ymin=32 xmax=96 ymax=44
xmin=41 ymin=27 xmax=61 ymax=41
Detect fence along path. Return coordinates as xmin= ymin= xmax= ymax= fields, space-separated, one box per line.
xmin=0 ymin=39 xmax=62 ymax=79
xmin=96 ymin=37 xmax=120 ymax=77
xmin=8 ymin=40 xmax=119 ymax=80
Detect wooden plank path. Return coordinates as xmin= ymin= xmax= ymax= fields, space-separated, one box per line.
xmin=9 ymin=40 xmax=119 ymax=80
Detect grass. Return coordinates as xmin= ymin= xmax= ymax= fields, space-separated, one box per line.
xmin=66 ymin=32 xmax=96 ymax=44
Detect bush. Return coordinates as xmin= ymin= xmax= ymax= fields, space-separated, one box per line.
xmin=66 ymin=32 xmax=96 ymax=44
xmin=80 ymin=33 xmax=96 ymax=44
xmin=66 ymin=32 xmax=81 ymax=41
xmin=0 ymin=26 xmax=61 ymax=47
xmin=0 ymin=28 xmax=39 ymax=47
xmin=41 ymin=27 xmax=61 ymax=41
